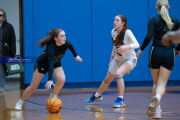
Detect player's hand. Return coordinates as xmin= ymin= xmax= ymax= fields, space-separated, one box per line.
xmin=75 ymin=55 xmax=83 ymax=62
xmin=136 ymin=49 xmax=143 ymax=59
xmin=162 ymin=32 xmax=173 ymax=47
xmin=162 ymin=31 xmax=178 ymax=46
xmin=175 ymin=50 xmax=179 ymax=56
xmin=117 ymin=45 xmax=129 ymax=54
xmin=44 ymin=80 xmax=55 ymax=90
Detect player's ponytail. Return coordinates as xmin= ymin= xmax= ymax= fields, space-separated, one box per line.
xmin=36 ymin=29 xmax=63 ymax=47
xmin=157 ymin=0 xmax=173 ymax=30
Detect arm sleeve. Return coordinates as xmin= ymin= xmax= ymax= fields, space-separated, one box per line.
xmin=111 ymin=46 xmax=115 ymax=56
xmin=9 ymin=24 xmax=16 ymax=56
xmin=176 ymin=20 xmax=180 ymax=51
xmin=126 ymin=30 xmax=140 ymax=49
xmin=47 ymin=45 xmax=55 ymax=81
xmin=140 ymin=19 xmax=155 ymax=51
xmin=176 ymin=44 xmax=180 ymax=51
xmin=68 ymin=42 xmax=78 ymax=57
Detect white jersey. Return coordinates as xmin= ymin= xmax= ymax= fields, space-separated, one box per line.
xmin=111 ymin=28 xmax=139 ymax=61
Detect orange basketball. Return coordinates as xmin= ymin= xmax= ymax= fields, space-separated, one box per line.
xmin=46 ymin=98 xmax=62 ymax=113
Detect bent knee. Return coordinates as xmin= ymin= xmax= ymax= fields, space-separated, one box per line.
xmin=56 ymin=76 xmax=65 ymax=83
xmin=115 ymin=72 xmax=124 ymax=78
xmin=29 ymin=84 xmax=38 ymax=91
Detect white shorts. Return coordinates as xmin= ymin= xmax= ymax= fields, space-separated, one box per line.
xmin=108 ymin=58 xmax=137 ymax=75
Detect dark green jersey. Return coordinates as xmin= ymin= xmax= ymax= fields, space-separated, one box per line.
xmin=36 ymin=40 xmax=77 ymax=80
xmin=141 ymin=15 xmax=180 ymax=51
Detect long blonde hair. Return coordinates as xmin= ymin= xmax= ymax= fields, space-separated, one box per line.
xmin=156 ymin=0 xmax=173 ymax=30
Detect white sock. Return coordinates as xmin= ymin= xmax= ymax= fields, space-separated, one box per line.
xmin=157 ymin=105 xmax=161 ymax=109
xmin=19 ymin=99 xmax=24 ymax=103
xmin=17 ymin=99 xmax=24 ymax=105
xmin=50 ymin=93 xmax=58 ymax=98
xmin=155 ymin=95 xmax=161 ymax=102
xmin=118 ymin=96 xmax=123 ymax=99
xmin=95 ymin=92 xmax=101 ymax=97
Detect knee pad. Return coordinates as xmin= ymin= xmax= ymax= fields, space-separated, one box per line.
xmin=116 ymin=77 xmax=123 ymax=80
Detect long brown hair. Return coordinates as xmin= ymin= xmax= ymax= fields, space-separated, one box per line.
xmin=36 ymin=28 xmax=63 ymax=47
xmin=112 ymin=15 xmax=128 ymax=46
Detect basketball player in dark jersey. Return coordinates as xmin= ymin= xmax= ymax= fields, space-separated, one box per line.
xmin=15 ymin=29 xmax=83 ymax=110
xmin=136 ymin=0 xmax=180 ymax=118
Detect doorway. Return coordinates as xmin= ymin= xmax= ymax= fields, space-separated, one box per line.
xmin=0 ymin=0 xmax=23 ymax=90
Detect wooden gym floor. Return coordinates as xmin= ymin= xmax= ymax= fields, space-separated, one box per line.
xmin=0 ymin=87 xmax=180 ymax=120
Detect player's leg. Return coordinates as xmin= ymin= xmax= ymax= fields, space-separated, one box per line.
xmin=113 ymin=62 xmax=131 ymax=108
xmin=155 ymin=48 xmax=175 ymax=102
xmin=147 ymin=48 xmax=174 ymax=117
xmin=85 ymin=71 xmax=116 ymax=104
xmin=151 ymin=68 xmax=160 ymax=96
xmin=116 ymin=62 xmax=131 ymax=97
xmin=85 ymin=58 xmax=116 ymax=104
xmin=150 ymin=68 xmax=162 ymax=118
xmin=147 ymin=66 xmax=170 ymax=117
xmin=48 ymin=67 xmax=65 ymax=99
xmin=156 ymin=66 xmax=171 ymax=103
xmin=15 ymin=69 xmax=45 ymax=110
xmin=97 ymin=71 xmax=116 ymax=94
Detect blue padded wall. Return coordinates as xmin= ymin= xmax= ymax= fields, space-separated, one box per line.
xmin=33 ymin=0 xmax=92 ymax=83
xmin=23 ymin=0 xmax=92 ymax=84
xmin=22 ymin=0 xmax=34 ymax=84
xmin=92 ymin=0 xmax=149 ymax=82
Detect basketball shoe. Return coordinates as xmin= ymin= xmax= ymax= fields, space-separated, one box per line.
xmin=113 ymin=97 xmax=126 ymax=108
xmin=85 ymin=94 xmax=103 ymax=104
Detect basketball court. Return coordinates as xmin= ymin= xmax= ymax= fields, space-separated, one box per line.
xmin=0 ymin=86 xmax=180 ymax=120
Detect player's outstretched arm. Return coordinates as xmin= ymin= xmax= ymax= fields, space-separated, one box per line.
xmin=75 ymin=55 xmax=83 ymax=62
xmin=162 ymin=29 xmax=180 ymax=46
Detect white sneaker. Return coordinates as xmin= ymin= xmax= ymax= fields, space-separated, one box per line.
xmin=153 ymin=107 xmax=162 ymax=118
xmin=146 ymin=96 xmax=158 ymax=117
xmin=15 ymin=101 xmax=23 ymax=110
xmin=47 ymin=93 xmax=58 ymax=101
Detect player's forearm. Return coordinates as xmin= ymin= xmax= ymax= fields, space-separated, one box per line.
xmin=174 ymin=29 xmax=180 ymax=38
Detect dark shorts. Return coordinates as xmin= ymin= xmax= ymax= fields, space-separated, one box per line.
xmin=33 ymin=61 xmax=61 ymax=74
xmin=148 ymin=46 xmax=175 ymax=71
